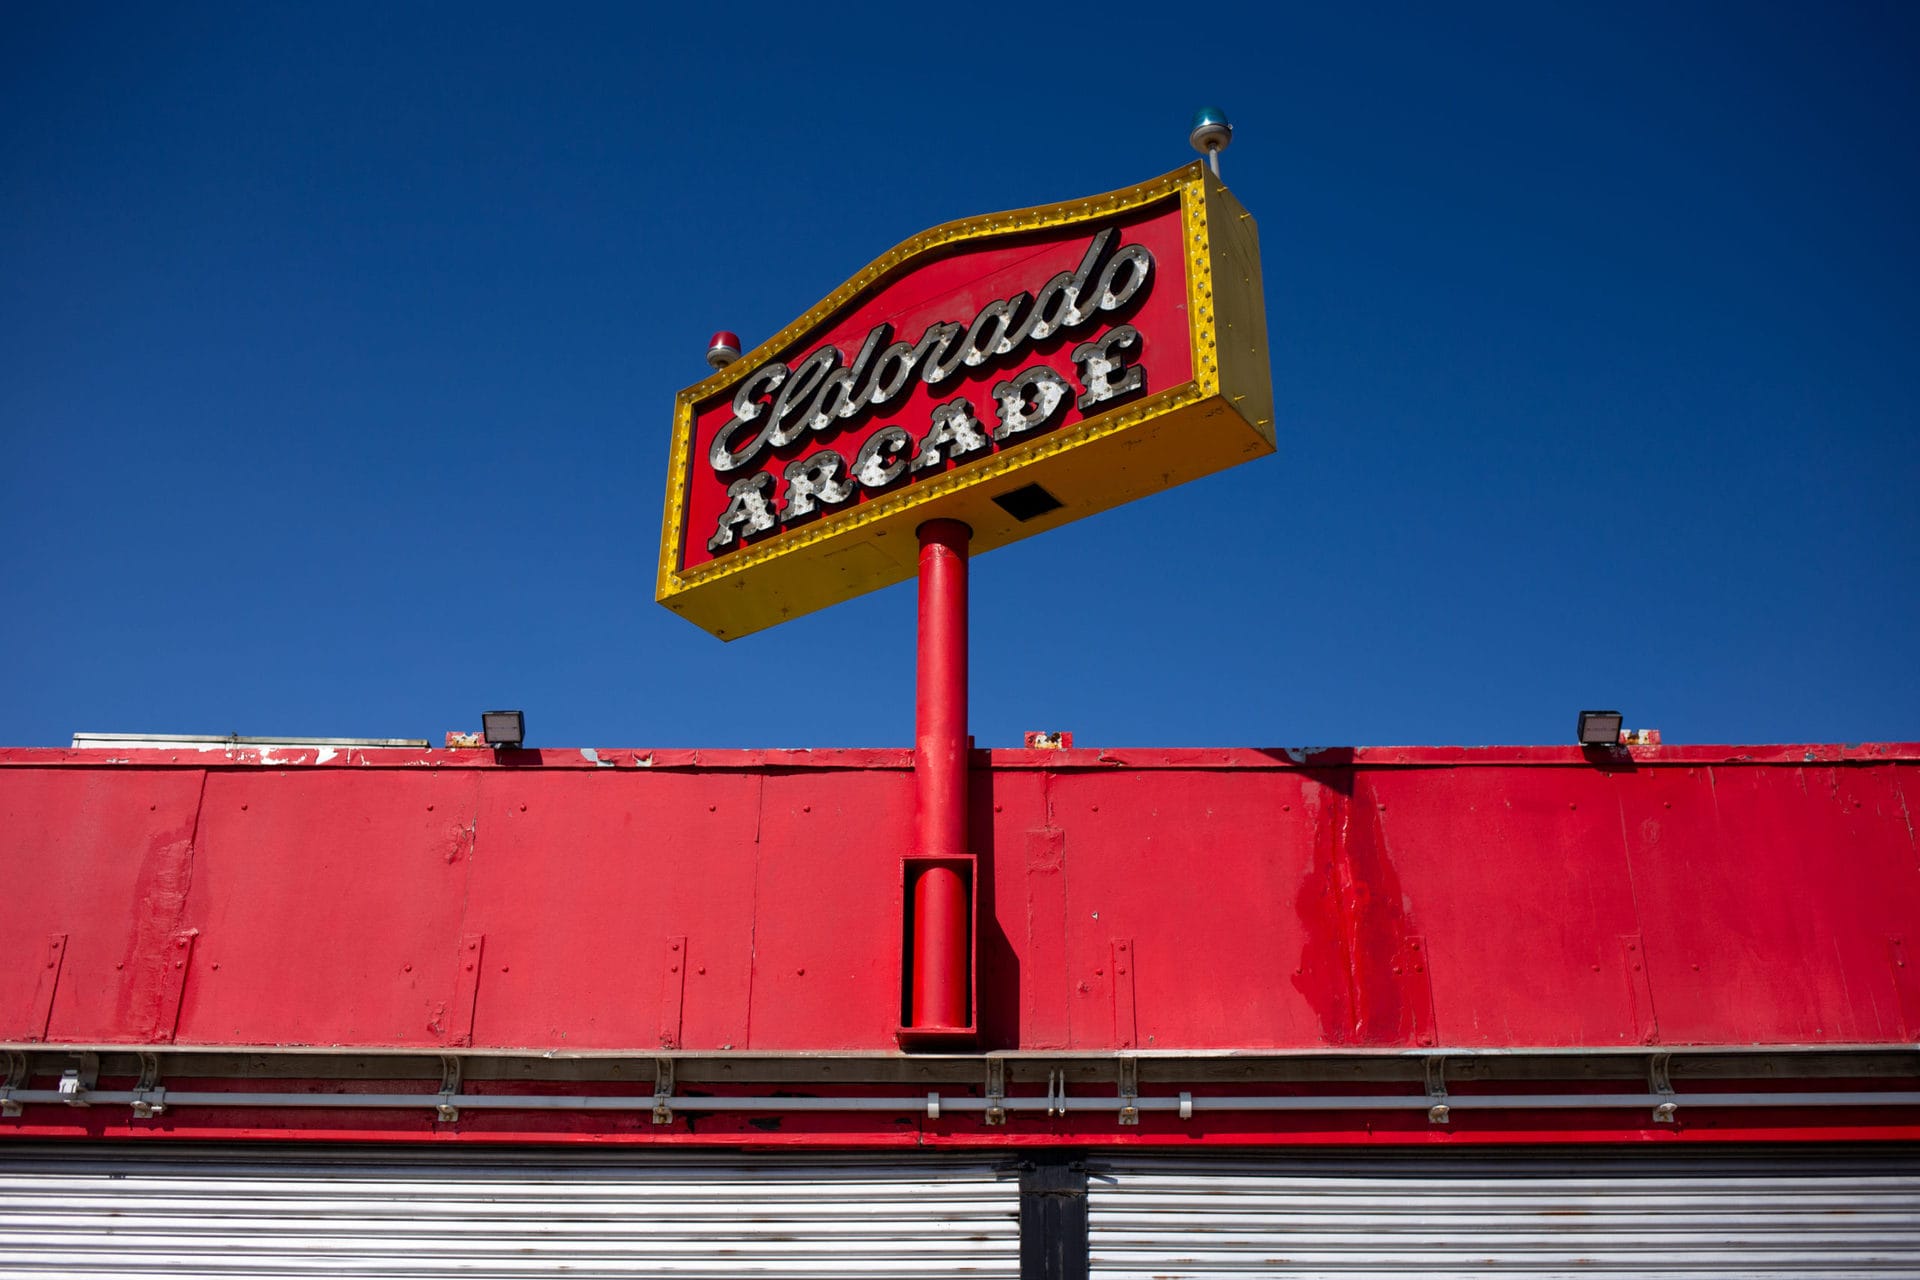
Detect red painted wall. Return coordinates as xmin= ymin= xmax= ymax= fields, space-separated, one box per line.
xmin=3 ymin=744 xmax=1916 ymax=1055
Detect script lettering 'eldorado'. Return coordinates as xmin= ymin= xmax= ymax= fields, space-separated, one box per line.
xmin=705 ymin=230 xmax=1154 ymax=554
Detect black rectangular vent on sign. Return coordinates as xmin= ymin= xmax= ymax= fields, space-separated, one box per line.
xmin=992 ymin=483 xmax=1065 ymax=522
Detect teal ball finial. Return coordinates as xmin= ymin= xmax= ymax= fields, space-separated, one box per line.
xmin=1189 ymin=106 xmax=1233 ymax=156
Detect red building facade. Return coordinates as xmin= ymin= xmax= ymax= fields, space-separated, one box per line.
xmin=2 ymin=740 xmax=1916 ymax=1274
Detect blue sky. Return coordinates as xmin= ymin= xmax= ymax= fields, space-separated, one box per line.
xmin=4 ymin=3 xmax=1915 ymax=749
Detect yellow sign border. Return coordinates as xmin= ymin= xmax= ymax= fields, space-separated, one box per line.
xmin=658 ymin=161 xmax=1271 ymax=638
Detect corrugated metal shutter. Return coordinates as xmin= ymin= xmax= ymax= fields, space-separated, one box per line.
xmin=1089 ymin=1149 xmax=1920 ymax=1279
xmin=0 ymin=1144 xmax=1019 ymax=1278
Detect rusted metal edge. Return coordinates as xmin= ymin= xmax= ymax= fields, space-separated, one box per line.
xmin=2 ymin=1043 xmax=1913 ymax=1065
xmin=5 ymin=744 xmax=1915 ymax=770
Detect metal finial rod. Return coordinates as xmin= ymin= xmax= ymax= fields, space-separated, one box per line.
xmin=1188 ymin=106 xmax=1233 ymax=178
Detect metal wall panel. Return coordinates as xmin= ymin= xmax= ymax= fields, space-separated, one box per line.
xmin=0 ymin=767 xmax=208 ymax=1044
xmin=5 ymin=744 xmax=1919 ymax=1055
xmin=0 ymin=1144 xmax=1019 ymax=1278
xmin=1089 ymin=1150 xmax=1920 ymax=1278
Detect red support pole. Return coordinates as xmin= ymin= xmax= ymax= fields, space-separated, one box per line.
xmin=909 ymin=519 xmax=971 ymax=1031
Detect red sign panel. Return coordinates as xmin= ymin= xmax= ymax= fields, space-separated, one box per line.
xmin=682 ymin=204 xmax=1189 ymax=570
xmin=658 ymin=165 xmax=1273 ymax=638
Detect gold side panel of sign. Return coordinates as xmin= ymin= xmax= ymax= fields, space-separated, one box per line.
xmin=656 ymin=161 xmax=1273 ymax=639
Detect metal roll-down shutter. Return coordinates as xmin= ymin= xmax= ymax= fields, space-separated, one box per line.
xmin=0 ymin=1144 xmax=1020 ymax=1278
xmin=1088 ymin=1149 xmax=1920 ymax=1279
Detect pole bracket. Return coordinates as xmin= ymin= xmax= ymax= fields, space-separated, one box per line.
xmin=0 ymin=1050 xmax=25 ymax=1117
xmin=1045 ymin=1067 xmax=1066 ymax=1118
xmin=58 ymin=1052 xmax=98 ymax=1108
xmin=652 ymin=1059 xmax=675 ymax=1125
xmin=1650 ymin=1052 xmax=1677 ymax=1123
xmin=436 ymin=1055 xmax=461 ymax=1123
xmin=131 ymin=1052 xmax=167 ymax=1120
xmin=1117 ymin=1057 xmax=1140 ymax=1125
xmin=983 ymin=1059 xmax=1007 ymax=1126
xmin=1426 ymin=1054 xmax=1450 ymax=1124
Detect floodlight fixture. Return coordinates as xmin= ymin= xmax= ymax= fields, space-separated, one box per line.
xmin=1576 ymin=710 xmax=1623 ymax=747
xmin=482 ymin=710 xmax=525 ymax=750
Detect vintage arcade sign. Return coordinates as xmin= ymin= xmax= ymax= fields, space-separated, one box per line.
xmin=657 ymin=162 xmax=1273 ymax=639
